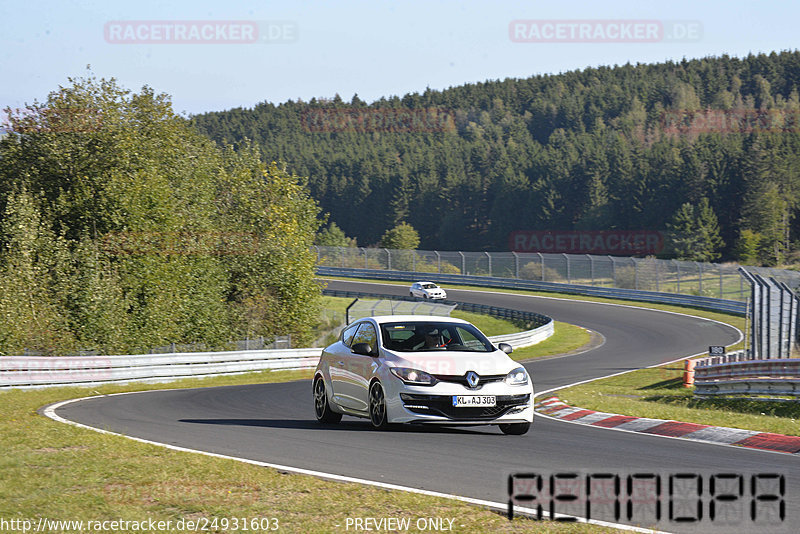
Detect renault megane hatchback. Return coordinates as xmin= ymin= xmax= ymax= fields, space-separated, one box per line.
xmin=312 ymin=315 xmax=533 ymax=434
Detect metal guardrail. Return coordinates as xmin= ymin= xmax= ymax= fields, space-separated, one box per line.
xmin=1 ymin=292 xmax=552 ymax=389
xmin=490 ymin=321 xmax=555 ymax=350
xmin=694 ymin=353 xmax=800 ymax=397
xmin=0 ymin=348 xmax=323 ymax=389
xmin=317 ymin=267 xmax=748 ymax=315
xmin=694 ymin=380 xmax=800 ymax=397
xmin=696 ymin=358 xmax=800 ymax=381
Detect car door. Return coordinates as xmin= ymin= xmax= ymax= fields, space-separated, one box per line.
xmin=410 ymin=282 xmax=420 ymax=297
xmin=338 ymin=321 xmax=380 ymax=412
xmin=353 ymin=322 xmax=380 ymax=410
xmin=329 ymin=322 xmax=361 ymax=408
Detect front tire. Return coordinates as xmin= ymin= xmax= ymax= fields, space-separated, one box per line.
xmin=369 ymin=382 xmax=390 ymax=429
xmin=499 ymin=422 xmax=530 ymax=435
xmin=314 ymin=377 xmax=342 ymax=423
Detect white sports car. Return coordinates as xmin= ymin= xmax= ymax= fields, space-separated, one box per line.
xmin=409 ymin=281 xmax=447 ymax=299
xmin=312 ymin=315 xmax=533 ymax=434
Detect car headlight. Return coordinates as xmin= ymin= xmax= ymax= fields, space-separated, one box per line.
xmin=390 ymin=367 xmax=438 ymax=386
xmin=505 ymin=366 xmax=529 ymax=386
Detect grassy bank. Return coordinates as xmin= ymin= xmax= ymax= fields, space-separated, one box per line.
xmin=512 ymin=322 xmax=592 ymax=362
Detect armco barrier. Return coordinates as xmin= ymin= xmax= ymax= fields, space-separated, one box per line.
xmin=694 ymin=354 xmax=800 ymax=397
xmin=694 ymin=380 xmax=800 ymax=397
xmin=317 ymin=266 xmax=748 ymax=315
xmin=490 ymin=322 xmax=554 ymax=349
xmin=0 ymin=348 xmax=323 ymax=389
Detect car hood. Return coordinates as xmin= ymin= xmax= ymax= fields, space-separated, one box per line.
xmin=385 ymin=349 xmax=518 ymax=377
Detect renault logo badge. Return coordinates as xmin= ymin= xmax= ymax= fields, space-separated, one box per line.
xmin=465 ymin=371 xmax=479 ymax=388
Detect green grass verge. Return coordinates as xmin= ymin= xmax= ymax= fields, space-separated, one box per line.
xmin=555 ymin=366 xmax=800 ymax=436
xmin=1 ymin=371 xmax=611 ymax=533
xmin=450 ymin=310 xmax=517 ymax=337
xmin=512 ymin=322 xmax=592 ymax=362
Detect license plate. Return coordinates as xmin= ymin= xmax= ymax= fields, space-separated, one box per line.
xmin=452 ymin=395 xmax=496 ymax=407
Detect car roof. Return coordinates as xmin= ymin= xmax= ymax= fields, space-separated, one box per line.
xmin=414 ymin=281 xmax=437 ymax=285
xmin=366 ymin=315 xmax=468 ymax=325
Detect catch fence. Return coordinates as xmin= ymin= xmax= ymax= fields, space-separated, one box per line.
xmin=315 ymin=246 xmax=800 ymax=301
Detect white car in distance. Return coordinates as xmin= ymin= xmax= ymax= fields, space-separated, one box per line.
xmin=312 ymin=315 xmax=534 ymax=435
xmin=410 ymin=281 xmax=447 ymax=299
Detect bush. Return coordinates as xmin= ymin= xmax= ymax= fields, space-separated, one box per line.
xmin=613 ymin=265 xmax=655 ymax=290
xmin=519 ymin=261 xmax=562 ymax=282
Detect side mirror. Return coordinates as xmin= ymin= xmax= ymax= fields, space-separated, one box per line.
xmin=352 ymin=342 xmax=375 ymax=356
xmin=498 ymin=343 xmax=513 ymax=354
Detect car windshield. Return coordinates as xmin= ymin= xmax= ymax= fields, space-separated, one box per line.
xmin=380 ymin=321 xmax=493 ymax=352
xmin=421 ymin=283 xmax=437 ymax=289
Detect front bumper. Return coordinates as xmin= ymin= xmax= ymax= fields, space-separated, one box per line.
xmin=384 ymin=380 xmax=534 ymax=424
xmin=400 ymin=393 xmax=530 ymax=420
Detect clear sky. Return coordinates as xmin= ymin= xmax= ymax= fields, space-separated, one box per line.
xmin=1 ymin=0 xmax=797 ymax=116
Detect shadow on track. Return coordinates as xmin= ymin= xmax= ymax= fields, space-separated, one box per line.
xmin=179 ymin=418 xmax=503 ymax=435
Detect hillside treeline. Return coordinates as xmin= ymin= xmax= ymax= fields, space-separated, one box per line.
xmin=0 ymin=76 xmax=321 ymax=356
xmin=192 ymin=51 xmax=800 ymax=266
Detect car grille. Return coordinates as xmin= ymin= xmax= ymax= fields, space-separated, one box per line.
xmin=400 ymin=393 xmax=530 ymax=420
xmin=433 ymin=373 xmax=506 ymax=389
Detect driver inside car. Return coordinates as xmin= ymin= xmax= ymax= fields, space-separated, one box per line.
xmin=423 ymin=329 xmax=442 ymax=348
xmin=421 ymin=327 xmax=455 ymax=349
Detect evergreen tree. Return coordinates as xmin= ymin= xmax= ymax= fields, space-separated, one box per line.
xmin=733 ymin=229 xmax=762 ymax=265
xmin=188 ymin=51 xmax=800 ymax=264
xmin=667 ymin=198 xmax=724 ymax=262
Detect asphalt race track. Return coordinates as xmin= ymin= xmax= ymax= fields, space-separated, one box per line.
xmin=56 ymin=280 xmax=799 ymax=533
